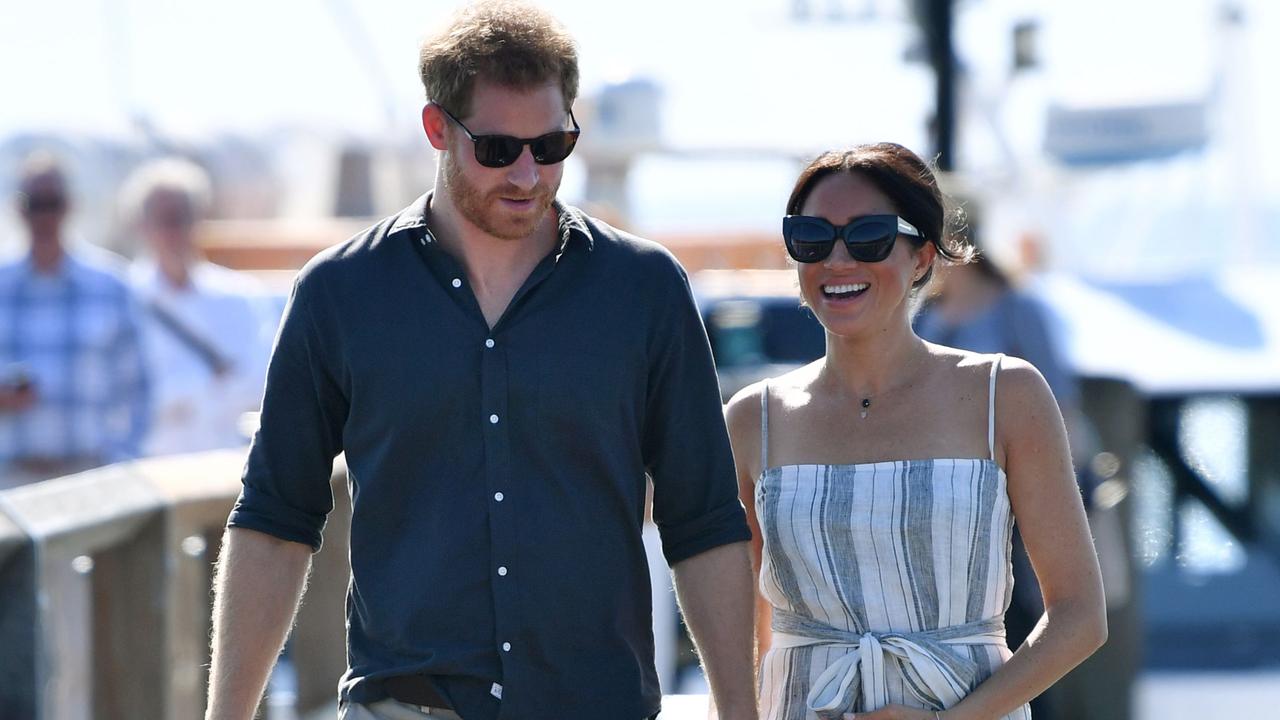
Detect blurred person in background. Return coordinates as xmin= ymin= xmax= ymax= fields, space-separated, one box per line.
xmin=0 ymin=151 xmax=150 ymax=488
xmin=121 ymin=157 xmax=276 ymax=457
xmin=726 ymin=144 xmax=1106 ymax=719
xmin=206 ymin=3 xmax=756 ymax=720
xmin=912 ymin=216 xmax=1107 ymax=720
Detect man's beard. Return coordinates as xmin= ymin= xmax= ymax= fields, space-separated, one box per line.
xmin=442 ymin=152 xmax=555 ymax=241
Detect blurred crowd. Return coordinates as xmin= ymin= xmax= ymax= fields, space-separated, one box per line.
xmin=0 ymin=150 xmax=280 ymax=489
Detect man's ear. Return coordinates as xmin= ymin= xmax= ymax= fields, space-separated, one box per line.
xmin=423 ymin=104 xmax=449 ymax=151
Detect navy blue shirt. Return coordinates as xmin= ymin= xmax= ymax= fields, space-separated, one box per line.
xmin=227 ymin=193 xmax=750 ymax=720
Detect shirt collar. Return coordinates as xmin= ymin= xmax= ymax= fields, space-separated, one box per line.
xmin=21 ymin=249 xmax=75 ymax=280
xmin=388 ymin=190 xmax=595 ymax=252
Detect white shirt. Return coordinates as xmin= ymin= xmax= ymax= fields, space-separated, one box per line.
xmin=131 ymin=259 xmax=279 ymax=457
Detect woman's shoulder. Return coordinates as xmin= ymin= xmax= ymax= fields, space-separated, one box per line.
xmin=924 ymin=342 xmax=1044 ymax=382
xmin=922 ymin=342 xmax=1003 ymax=378
xmin=726 ymin=362 xmax=821 ymax=413
xmin=991 ymin=354 xmax=1058 ymax=421
xmin=724 ymin=380 xmax=765 ymax=434
xmin=724 ymin=380 xmax=766 ymax=478
xmin=724 ymin=362 xmax=822 ymax=464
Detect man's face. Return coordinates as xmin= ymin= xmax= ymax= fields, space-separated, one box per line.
xmin=440 ymin=80 xmax=570 ymax=241
xmin=18 ymin=172 xmax=69 ymax=246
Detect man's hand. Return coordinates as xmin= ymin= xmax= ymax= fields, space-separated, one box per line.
xmin=0 ymin=383 xmax=36 ymax=413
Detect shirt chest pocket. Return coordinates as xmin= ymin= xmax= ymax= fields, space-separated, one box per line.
xmin=535 ymin=346 xmax=640 ymax=439
xmin=342 ymin=313 xmax=482 ymax=433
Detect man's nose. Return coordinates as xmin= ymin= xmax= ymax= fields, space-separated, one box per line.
xmin=505 ymin=146 xmax=540 ymax=191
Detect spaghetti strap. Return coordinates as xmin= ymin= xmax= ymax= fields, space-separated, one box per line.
xmin=988 ymin=354 xmax=1003 ymax=460
xmin=760 ymin=380 xmax=770 ymax=472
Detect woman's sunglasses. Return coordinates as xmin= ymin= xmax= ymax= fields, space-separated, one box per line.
xmin=437 ymin=104 xmax=581 ymax=168
xmin=782 ymin=214 xmax=922 ymax=263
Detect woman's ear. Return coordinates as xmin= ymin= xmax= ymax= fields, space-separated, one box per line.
xmin=913 ymin=241 xmax=937 ymax=283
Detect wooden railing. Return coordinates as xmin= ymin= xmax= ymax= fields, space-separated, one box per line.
xmin=0 ymin=450 xmax=351 ymax=720
xmin=0 ymin=378 xmax=1150 ymax=719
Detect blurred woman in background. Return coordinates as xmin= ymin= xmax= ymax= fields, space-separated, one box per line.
xmin=122 ymin=157 xmax=277 ymax=457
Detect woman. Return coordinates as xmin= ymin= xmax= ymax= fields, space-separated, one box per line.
xmin=725 ymin=144 xmax=1106 ymax=720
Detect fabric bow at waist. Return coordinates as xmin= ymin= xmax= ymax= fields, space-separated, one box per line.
xmin=770 ymin=610 xmax=1006 ymax=719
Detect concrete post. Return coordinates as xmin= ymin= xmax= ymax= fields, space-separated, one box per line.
xmin=0 ymin=507 xmax=37 ymax=718
xmin=1248 ymin=396 xmax=1280 ymax=561
xmin=135 ymin=449 xmax=249 ymax=719
xmin=0 ymin=463 xmax=167 ymax=719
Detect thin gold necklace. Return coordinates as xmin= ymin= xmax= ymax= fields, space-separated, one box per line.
xmin=851 ymin=348 xmax=926 ymax=420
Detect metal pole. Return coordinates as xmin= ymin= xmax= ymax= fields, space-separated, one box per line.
xmin=922 ymin=0 xmax=956 ymax=170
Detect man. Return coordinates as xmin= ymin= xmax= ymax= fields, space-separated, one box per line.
xmin=122 ymin=157 xmax=277 ymax=457
xmin=0 ymin=152 xmax=150 ymax=488
xmin=206 ymin=3 xmax=757 ymax=720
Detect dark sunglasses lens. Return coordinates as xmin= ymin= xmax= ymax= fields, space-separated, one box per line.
xmin=154 ymin=210 xmax=194 ymax=228
xmin=785 ymin=219 xmax=836 ymax=263
xmin=530 ymin=132 xmax=578 ymax=164
xmin=843 ymin=220 xmax=896 ymax=262
xmin=23 ymin=195 xmax=66 ymax=214
xmin=474 ymin=136 xmax=523 ymax=167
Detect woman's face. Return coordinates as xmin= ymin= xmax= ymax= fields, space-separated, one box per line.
xmin=794 ymin=171 xmax=934 ymax=339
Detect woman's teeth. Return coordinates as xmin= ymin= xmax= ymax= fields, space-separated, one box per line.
xmin=822 ymin=282 xmax=869 ymax=298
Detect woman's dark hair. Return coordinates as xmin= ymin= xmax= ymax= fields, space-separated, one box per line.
xmin=785 ymin=142 xmax=973 ymax=288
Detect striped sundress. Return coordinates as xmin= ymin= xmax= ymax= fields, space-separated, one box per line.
xmin=756 ymin=355 xmax=1032 ymax=720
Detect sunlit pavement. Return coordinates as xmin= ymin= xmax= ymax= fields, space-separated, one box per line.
xmin=656 ymin=679 xmax=1280 ymax=720
xmin=290 ymin=672 xmax=1280 ymax=719
xmin=1136 ymin=671 xmax=1280 ymax=719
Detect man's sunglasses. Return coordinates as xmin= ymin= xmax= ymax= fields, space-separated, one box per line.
xmin=782 ymin=214 xmax=922 ymax=263
xmin=437 ymin=104 xmax=580 ymax=168
xmin=19 ymin=192 xmax=67 ymax=215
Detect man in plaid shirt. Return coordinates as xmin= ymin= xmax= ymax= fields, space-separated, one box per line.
xmin=0 ymin=152 xmax=150 ymax=488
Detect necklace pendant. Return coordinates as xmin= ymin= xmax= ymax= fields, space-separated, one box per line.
xmin=860 ymin=409 xmax=868 ymax=419
xmin=860 ymin=397 xmax=871 ymax=419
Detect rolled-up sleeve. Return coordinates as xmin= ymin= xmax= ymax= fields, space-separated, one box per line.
xmin=642 ymin=259 xmax=751 ymax=566
xmin=227 ymin=264 xmax=348 ymax=551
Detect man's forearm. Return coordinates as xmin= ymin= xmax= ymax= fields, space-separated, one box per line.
xmin=672 ymin=541 xmax=758 ymax=720
xmin=206 ymin=527 xmax=313 ymax=720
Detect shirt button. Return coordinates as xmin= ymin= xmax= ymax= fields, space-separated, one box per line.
xmin=489 ymin=414 xmax=499 ymax=424
xmin=485 ymin=338 xmax=495 ymax=349
xmin=494 ymin=492 xmax=504 ymax=502
xmin=502 ymin=642 xmax=512 ymax=652
xmin=451 ymin=278 xmax=462 ymax=288
xmin=498 ymin=566 xmax=508 ymax=576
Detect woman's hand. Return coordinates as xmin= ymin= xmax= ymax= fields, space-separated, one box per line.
xmin=843 ymin=705 xmax=939 ymax=720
